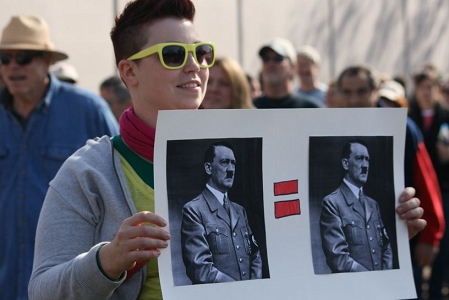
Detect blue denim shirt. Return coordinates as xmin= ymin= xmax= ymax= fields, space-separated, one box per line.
xmin=0 ymin=75 xmax=118 ymax=299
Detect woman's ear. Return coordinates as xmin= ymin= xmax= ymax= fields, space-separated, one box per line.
xmin=118 ymin=59 xmax=138 ymax=87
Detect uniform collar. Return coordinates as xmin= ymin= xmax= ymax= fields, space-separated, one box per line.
xmin=343 ymin=178 xmax=363 ymax=199
xmin=206 ymin=184 xmax=227 ymax=205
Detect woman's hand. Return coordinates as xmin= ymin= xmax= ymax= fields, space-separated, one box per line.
xmin=99 ymin=211 xmax=170 ymax=279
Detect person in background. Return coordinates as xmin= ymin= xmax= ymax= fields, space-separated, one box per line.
xmin=295 ymin=45 xmax=327 ymax=104
xmin=49 ymin=61 xmax=79 ymax=84
xmin=408 ymin=66 xmax=449 ymax=300
xmin=0 ymin=14 xmax=118 ymax=299
xmin=28 ymin=0 xmax=214 ymax=299
xmin=324 ymin=79 xmax=341 ymax=108
xmin=100 ymin=75 xmax=133 ymax=121
xmin=253 ymin=38 xmax=323 ymax=109
xmin=246 ymin=73 xmax=262 ymax=101
xmin=392 ymin=74 xmax=409 ymax=98
xmin=336 ymin=66 xmax=444 ymax=299
xmin=377 ymin=79 xmax=445 ymax=298
xmin=200 ymin=56 xmax=254 ymax=109
xmin=439 ymin=75 xmax=449 ymax=110
xmin=376 ymin=80 xmax=409 ymax=109
xmin=0 ymin=69 xmax=5 ymax=89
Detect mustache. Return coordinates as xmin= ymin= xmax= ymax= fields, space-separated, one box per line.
xmin=226 ymin=171 xmax=234 ymax=178
xmin=361 ymin=167 xmax=368 ymax=174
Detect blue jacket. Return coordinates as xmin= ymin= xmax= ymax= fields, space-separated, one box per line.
xmin=0 ymin=75 xmax=118 ymax=299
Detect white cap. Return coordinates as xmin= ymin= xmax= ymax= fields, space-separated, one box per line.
xmin=378 ymin=80 xmax=405 ymax=101
xmin=50 ymin=61 xmax=79 ymax=83
xmin=297 ymin=45 xmax=321 ymax=64
xmin=258 ymin=37 xmax=297 ymax=64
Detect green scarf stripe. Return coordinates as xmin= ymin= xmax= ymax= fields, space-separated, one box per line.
xmin=111 ymin=135 xmax=154 ymax=188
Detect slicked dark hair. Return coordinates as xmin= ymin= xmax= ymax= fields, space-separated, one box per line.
xmin=204 ymin=142 xmax=235 ymax=164
xmin=341 ymin=139 xmax=368 ymax=160
xmin=110 ymin=0 xmax=196 ymax=66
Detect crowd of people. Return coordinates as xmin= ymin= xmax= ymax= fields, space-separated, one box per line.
xmin=0 ymin=0 xmax=445 ymax=299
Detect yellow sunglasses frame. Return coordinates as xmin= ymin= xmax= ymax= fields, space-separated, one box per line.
xmin=127 ymin=42 xmax=216 ymax=70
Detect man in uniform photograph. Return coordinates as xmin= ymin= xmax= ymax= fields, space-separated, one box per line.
xmin=320 ymin=139 xmax=393 ymax=273
xmin=181 ymin=141 xmax=262 ymax=283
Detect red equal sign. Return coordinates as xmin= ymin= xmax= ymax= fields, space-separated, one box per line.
xmin=274 ymin=199 xmax=301 ymax=219
xmin=273 ymin=180 xmax=300 ymax=218
xmin=274 ymin=180 xmax=298 ymax=196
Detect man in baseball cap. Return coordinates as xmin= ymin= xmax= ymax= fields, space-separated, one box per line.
xmin=296 ymin=45 xmax=328 ymax=104
xmin=253 ymin=37 xmax=323 ymax=109
xmin=50 ymin=61 xmax=80 ymax=84
xmin=0 ymin=15 xmax=118 ymax=299
xmin=258 ymin=37 xmax=297 ymax=65
xmin=377 ymin=80 xmax=408 ymax=108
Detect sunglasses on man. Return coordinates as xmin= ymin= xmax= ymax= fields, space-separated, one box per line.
xmin=127 ymin=42 xmax=216 ymax=70
xmin=0 ymin=51 xmax=45 ymax=66
xmin=261 ymin=54 xmax=285 ymax=63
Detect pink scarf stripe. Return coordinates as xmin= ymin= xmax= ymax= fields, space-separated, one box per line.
xmin=119 ymin=106 xmax=155 ymax=162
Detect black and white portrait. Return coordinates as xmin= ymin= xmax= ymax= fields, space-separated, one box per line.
xmin=309 ymin=136 xmax=399 ymax=274
xmin=166 ymin=138 xmax=269 ymax=285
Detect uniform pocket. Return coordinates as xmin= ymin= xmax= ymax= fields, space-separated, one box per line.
xmin=342 ymin=217 xmax=364 ymax=245
xmin=205 ymin=224 xmax=231 ymax=254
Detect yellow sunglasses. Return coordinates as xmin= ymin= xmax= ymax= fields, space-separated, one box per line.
xmin=127 ymin=42 xmax=216 ymax=70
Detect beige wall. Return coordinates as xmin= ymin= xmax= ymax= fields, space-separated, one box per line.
xmin=0 ymin=0 xmax=117 ymax=93
xmin=1 ymin=0 xmax=448 ymax=94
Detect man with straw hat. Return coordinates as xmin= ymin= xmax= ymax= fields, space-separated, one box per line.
xmin=0 ymin=14 xmax=118 ymax=299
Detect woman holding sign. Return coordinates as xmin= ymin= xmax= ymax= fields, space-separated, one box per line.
xmin=29 ymin=0 xmax=426 ymax=299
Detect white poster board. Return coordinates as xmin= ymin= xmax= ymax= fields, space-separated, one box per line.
xmin=154 ymin=108 xmax=415 ymax=300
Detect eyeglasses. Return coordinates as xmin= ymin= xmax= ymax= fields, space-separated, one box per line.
xmin=0 ymin=51 xmax=44 ymax=66
xmin=127 ymin=42 xmax=216 ymax=70
xmin=261 ymin=54 xmax=285 ymax=63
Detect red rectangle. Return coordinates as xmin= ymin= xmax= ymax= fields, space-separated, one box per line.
xmin=274 ymin=180 xmax=298 ymax=196
xmin=275 ymin=199 xmax=301 ymax=218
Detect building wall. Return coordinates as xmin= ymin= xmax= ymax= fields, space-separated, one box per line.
xmin=1 ymin=0 xmax=447 ymax=94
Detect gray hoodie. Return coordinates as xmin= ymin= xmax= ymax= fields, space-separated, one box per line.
xmin=29 ymin=136 xmax=148 ymax=300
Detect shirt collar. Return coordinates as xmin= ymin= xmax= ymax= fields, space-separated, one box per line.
xmin=206 ymin=184 xmax=227 ymax=205
xmin=41 ymin=74 xmax=59 ymax=108
xmin=343 ymin=178 xmax=363 ymax=199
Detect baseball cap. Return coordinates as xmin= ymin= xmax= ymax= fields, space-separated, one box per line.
xmin=50 ymin=62 xmax=79 ymax=84
xmin=378 ymin=80 xmax=405 ymax=101
xmin=258 ymin=38 xmax=297 ymax=64
xmin=297 ymin=45 xmax=321 ymax=64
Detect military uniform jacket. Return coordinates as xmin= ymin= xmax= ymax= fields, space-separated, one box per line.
xmin=320 ymin=183 xmax=393 ymax=272
xmin=181 ymin=188 xmax=262 ymax=283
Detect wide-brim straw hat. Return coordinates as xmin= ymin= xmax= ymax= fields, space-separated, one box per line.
xmin=0 ymin=15 xmax=68 ymax=63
